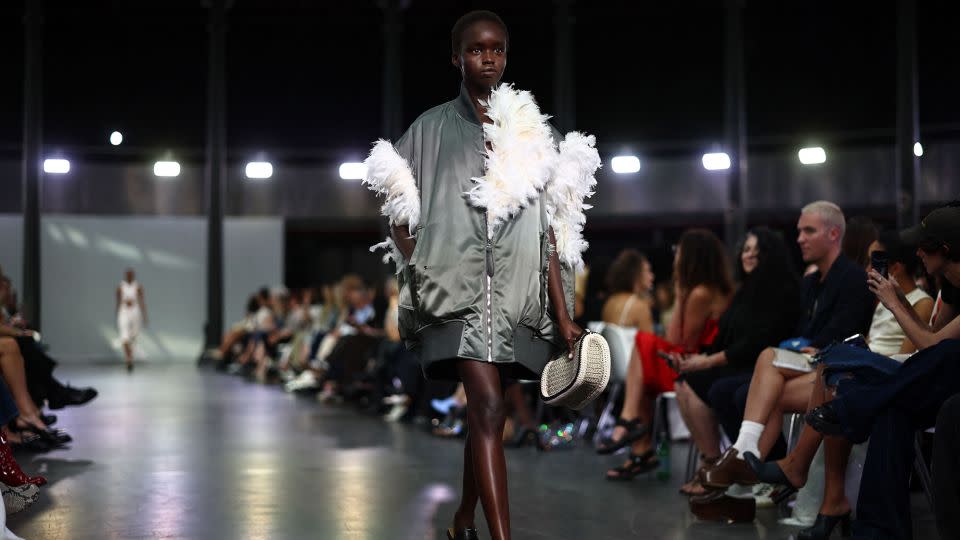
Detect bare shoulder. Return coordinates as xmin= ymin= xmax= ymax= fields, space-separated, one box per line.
xmin=687 ymin=285 xmax=716 ymax=304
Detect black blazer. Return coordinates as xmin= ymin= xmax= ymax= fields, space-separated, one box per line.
xmin=796 ymin=254 xmax=875 ymax=349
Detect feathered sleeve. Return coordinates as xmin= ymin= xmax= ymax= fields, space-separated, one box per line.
xmin=362 ymin=138 xmax=420 ymax=232
xmin=546 ymin=132 xmax=601 ymax=272
xmin=362 ymin=133 xmax=421 ymax=270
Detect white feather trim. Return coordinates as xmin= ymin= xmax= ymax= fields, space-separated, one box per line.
xmin=362 ymin=140 xmax=421 ymax=231
xmin=547 ymin=132 xmax=601 ymax=271
xmin=370 ymin=236 xmax=404 ymax=269
xmin=465 ymin=83 xmax=558 ymax=238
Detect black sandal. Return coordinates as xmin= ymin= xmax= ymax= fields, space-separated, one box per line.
xmin=605 ymin=449 xmax=658 ymax=481
xmin=447 ymin=527 xmax=480 ymax=540
xmin=596 ymin=418 xmax=648 ymax=455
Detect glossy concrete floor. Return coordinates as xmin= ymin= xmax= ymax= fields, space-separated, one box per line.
xmin=6 ymin=363 xmax=939 ymax=540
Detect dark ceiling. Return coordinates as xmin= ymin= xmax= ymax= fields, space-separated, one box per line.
xmin=1 ymin=0 xmax=958 ymax=156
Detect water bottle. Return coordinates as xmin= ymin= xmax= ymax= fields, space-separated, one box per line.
xmin=655 ymin=435 xmax=671 ymax=481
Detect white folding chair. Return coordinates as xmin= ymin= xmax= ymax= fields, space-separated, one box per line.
xmin=591 ymin=324 xmax=637 ymax=445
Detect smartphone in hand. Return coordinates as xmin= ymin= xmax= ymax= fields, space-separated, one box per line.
xmin=657 ymin=350 xmax=678 ymax=371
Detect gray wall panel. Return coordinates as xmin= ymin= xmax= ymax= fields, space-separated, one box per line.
xmin=223 ymin=217 xmax=283 ymax=329
xmin=0 ymin=215 xmax=22 ymax=290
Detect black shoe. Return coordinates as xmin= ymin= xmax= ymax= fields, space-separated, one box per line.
xmin=805 ymin=403 xmax=845 ymax=438
xmin=47 ymin=383 xmax=98 ymax=410
xmin=508 ymin=427 xmax=544 ymax=450
xmin=10 ymin=419 xmax=69 ymax=448
xmin=127 ymin=363 xmax=134 ymax=373
xmin=797 ymin=511 xmax=852 ymax=540
xmin=743 ymin=452 xmax=799 ymax=504
xmin=10 ymin=433 xmax=55 ymax=453
xmin=596 ymin=418 xmax=648 ymax=455
xmin=446 ymin=527 xmax=480 ymax=540
xmin=40 ymin=414 xmax=57 ymax=427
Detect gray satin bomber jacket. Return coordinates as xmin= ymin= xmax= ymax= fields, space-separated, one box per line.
xmin=364 ymin=83 xmax=600 ymax=381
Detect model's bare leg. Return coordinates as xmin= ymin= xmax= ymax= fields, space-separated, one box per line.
xmin=457 ymin=360 xmax=510 ymax=540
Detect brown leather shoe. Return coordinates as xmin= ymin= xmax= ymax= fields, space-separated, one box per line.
xmin=700 ymin=448 xmax=758 ymax=489
xmin=689 ymin=489 xmax=756 ymax=523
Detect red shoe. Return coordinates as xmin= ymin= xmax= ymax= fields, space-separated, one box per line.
xmin=0 ymin=436 xmax=46 ymax=487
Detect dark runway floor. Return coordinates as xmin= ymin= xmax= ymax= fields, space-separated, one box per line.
xmin=6 ymin=363 xmax=939 ymax=540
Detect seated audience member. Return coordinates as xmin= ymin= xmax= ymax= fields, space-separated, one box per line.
xmin=653 ymin=281 xmax=676 ymax=336
xmin=673 ymin=227 xmax=801 ymax=495
xmin=315 ymin=275 xmax=383 ymax=401
xmin=600 ymin=249 xmax=655 ymax=331
xmin=213 ymin=294 xmax=260 ymax=366
xmin=801 ymin=203 xmax=960 ymax=539
xmin=699 ymin=201 xmax=875 ymax=488
xmin=933 ymin=393 xmax=960 ymax=540
xmin=743 ymin=231 xmax=933 ymax=538
xmin=600 ymin=229 xmax=733 ymax=480
xmin=0 ymin=277 xmax=97 ymax=411
xmin=842 ymin=215 xmax=879 ymax=270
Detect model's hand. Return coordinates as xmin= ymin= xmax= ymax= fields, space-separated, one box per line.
xmin=558 ymin=318 xmax=584 ymax=359
xmin=867 ymin=269 xmax=903 ymax=311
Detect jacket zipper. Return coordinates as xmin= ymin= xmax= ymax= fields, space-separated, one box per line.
xmin=484 ymin=211 xmax=494 ymax=362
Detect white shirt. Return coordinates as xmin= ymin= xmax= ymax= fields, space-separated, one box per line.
xmin=868 ymin=287 xmax=931 ymax=357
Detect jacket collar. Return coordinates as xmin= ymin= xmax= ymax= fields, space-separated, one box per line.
xmin=453 ymin=83 xmax=482 ymax=126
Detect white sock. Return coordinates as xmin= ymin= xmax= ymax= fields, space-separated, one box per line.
xmin=732 ymin=421 xmax=764 ymax=460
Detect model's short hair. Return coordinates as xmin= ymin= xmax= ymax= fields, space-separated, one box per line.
xmin=451 ymin=10 xmax=508 ymax=54
xmin=802 ymin=200 xmax=846 ymax=239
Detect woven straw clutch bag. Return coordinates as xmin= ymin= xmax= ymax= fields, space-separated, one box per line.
xmin=540 ymin=330 xmax=611 ymax=410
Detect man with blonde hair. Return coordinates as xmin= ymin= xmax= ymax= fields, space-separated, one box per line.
xmin=695 ymin=200 xmax=875 ymax=500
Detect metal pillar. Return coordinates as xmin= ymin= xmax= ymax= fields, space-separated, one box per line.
xmin=204 ymin=0 xmax=228 ymax=348
xmin=553 ymin=0 xmax=575 ymax=133
xmin=21 ymin=0 xmax=43 ymax=328
xmin=380 ymin=0 xmax=404 ymax=141
xmin=723 ymin=0 xmax=747 ymax=248
xmin=895 ymin=0 xmax=919 ymax=229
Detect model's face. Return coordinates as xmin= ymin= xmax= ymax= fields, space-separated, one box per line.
xmin=453 ymin=21 xmax=507 ymax=90
xmin=125 ymin=270 xmax=134 ymax=282
xmin=741 ymin=234 xmax=759 ymax=275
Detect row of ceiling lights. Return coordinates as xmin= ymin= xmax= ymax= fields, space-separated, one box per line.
xmin=39 ymin=132 xmax=928 ymax=179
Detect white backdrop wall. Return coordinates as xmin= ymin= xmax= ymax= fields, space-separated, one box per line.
xmin=40 ymin=216 xmax=208 ymax=361
xmin=0 ymin=215 xmax=23 ymax=291
xmin=223 ymin=217 xmax=284 ymax=331
xmin=4 ymin=215 xmax=282 ymax=362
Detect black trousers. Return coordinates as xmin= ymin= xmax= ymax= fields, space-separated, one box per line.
xmin=934 ymin=393 xmax=960 ymax=540
xmin=706 ymin=372 xmax=788 ymax=461
xmin=827 ymin=339 xmax=960 ymax=539
xmin=14 ymin=336 xmax=56 ymax=406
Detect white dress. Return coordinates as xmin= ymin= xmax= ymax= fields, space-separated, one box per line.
xmin=117 ymin=280 xmax=142 ymax=345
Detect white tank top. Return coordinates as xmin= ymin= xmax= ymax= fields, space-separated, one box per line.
xmin=120 ymin=281 xmax=140 ymax=308
xmin=868 ymin=287 xmax=931 ymax=356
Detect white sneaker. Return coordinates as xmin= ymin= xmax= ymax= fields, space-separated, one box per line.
xmin=724 ymin=483 xmax=755 ymax=500
xmin=752 ymin=483 xmax=777 ymax=508
xmin=284 ymin=371 xmax=318 ymax=392
xmin=382 ymin=394 xmax=408 ymax=406
xmin=384 ymin=403 xmax=408 ymax=422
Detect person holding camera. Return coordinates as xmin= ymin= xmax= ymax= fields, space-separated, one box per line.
xmin=803 ymin=203 xmax=960 ymax=539
xmin=744 ymin=230 xmax=933 ymax=539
